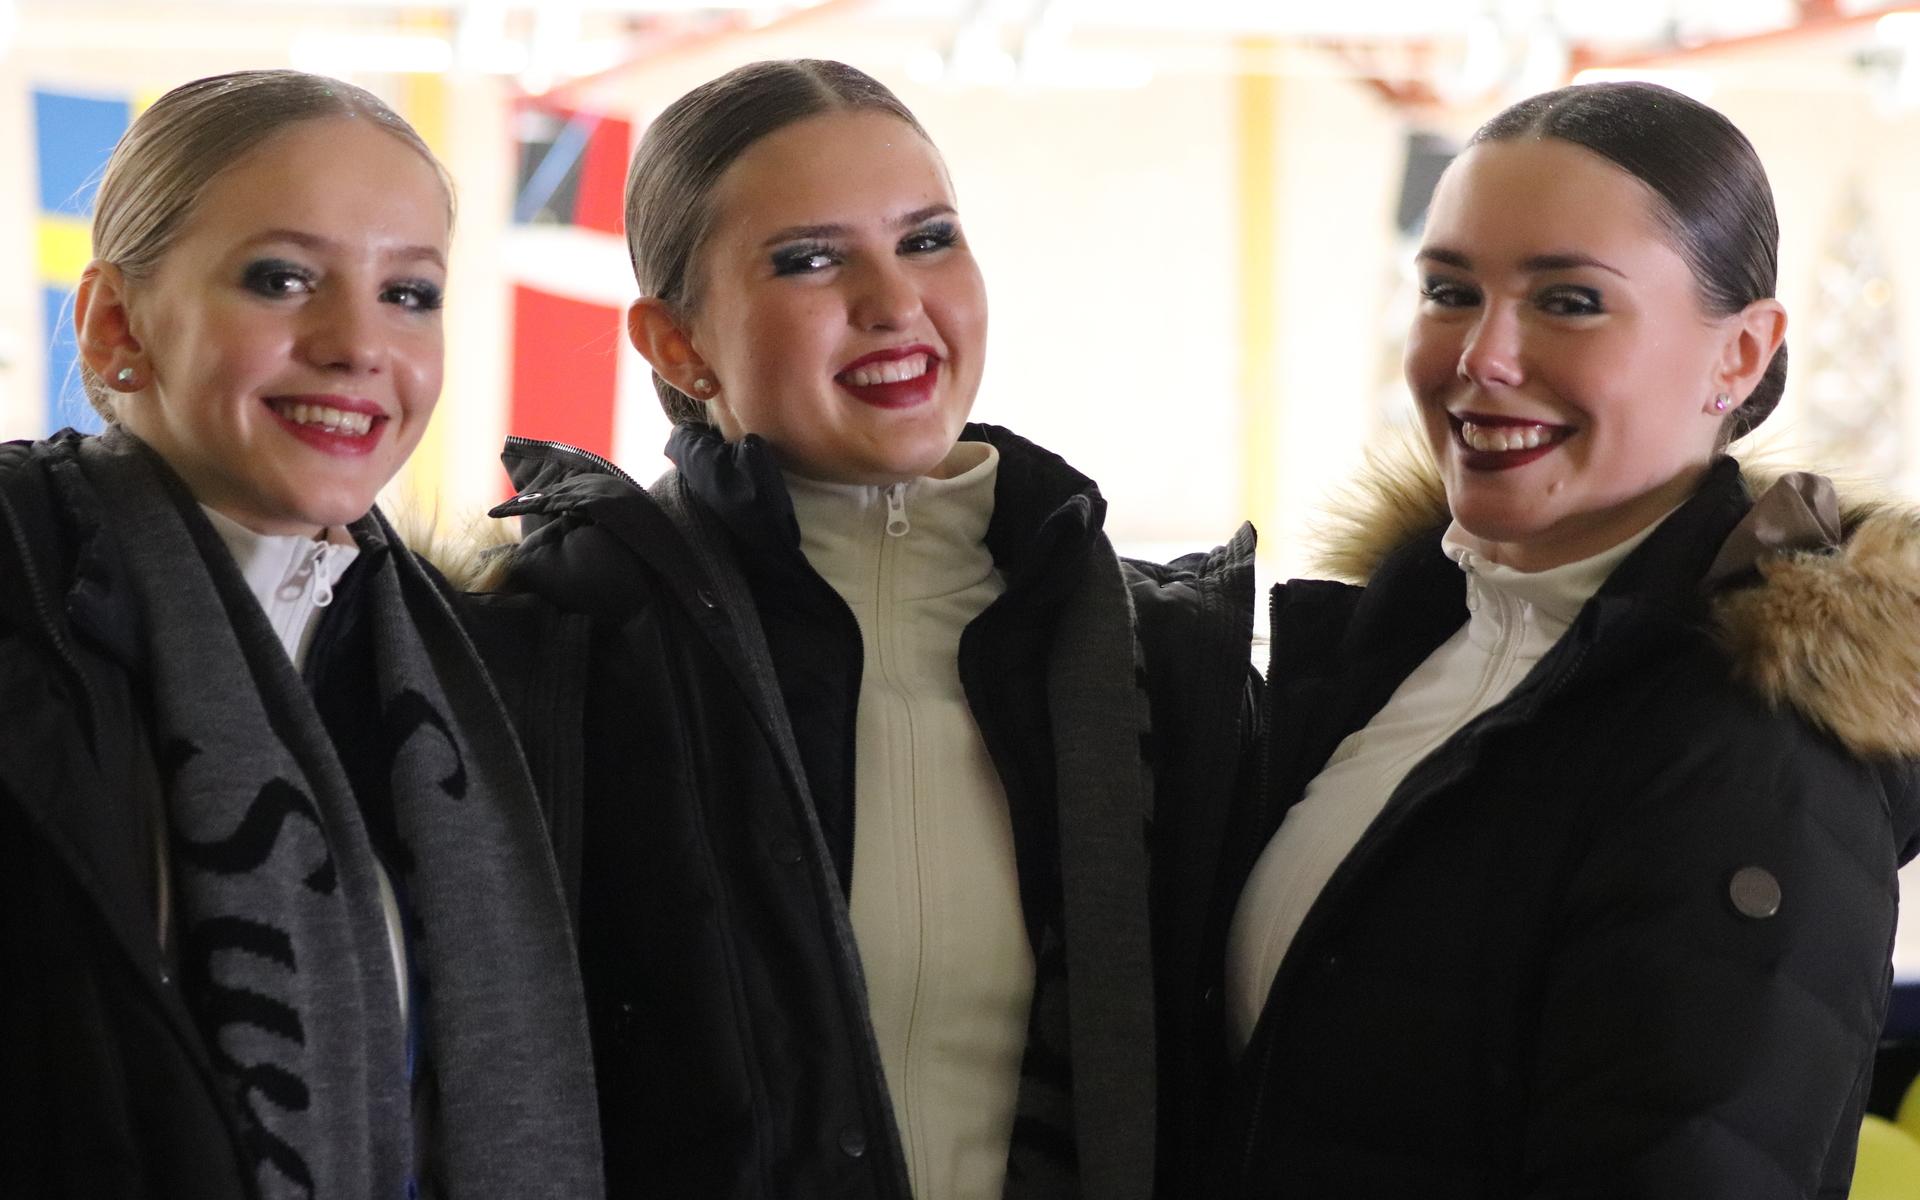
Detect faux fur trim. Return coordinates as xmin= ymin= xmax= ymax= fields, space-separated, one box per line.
xmin=1717 ymin=507 xmax=1920 ymax=758
xmin=1310 ymin=439 xmax=1920 ymax=759
xmin=401 ymin=507 xmax=520 ymax=593
xmin=1308 ymin=428 xmax=1447 ymax=586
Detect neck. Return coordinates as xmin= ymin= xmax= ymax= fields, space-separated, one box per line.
xmin=784 ymin=440 xmax=988 ymax=489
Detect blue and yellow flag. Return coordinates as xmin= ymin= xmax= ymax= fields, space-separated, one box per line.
xmin=33 ymin=87 xmax=130 ymax=434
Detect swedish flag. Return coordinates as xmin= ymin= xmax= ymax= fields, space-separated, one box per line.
xmin=33 ymin=87 xmax=129 ymax=435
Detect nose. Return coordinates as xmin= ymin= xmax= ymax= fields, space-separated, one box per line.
xmin=1456 ymin=302 xmax=1523 ymax=389
xmin=849 ymin=257 xmax=922 ymax=332
xmin=301 ymin=290 xmax=385 ymax=374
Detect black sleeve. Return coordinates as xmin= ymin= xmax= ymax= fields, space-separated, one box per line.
xmin=1521 ymin=714 xmax=1900 ymax=1199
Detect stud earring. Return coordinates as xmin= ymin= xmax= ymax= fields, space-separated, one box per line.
xmin=114 ymin=367 xmax=138 ymax=389
xmin=1712 ymin=392 xmax=1732 ymax=413
xmin=692 ymin=377 xmax=714 ymax=396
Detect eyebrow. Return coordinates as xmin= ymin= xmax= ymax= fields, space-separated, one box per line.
xmin=245 ymin=228 xmax=447 ymax=269
xmin=760 ymin=204 xmax=958 ymax=248
xmin=1416 ymin=246 xmax=1626 ymax=278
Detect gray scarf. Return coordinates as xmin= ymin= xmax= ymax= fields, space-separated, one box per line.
xmin=80 ymin=430 xmax=602 ymax=1200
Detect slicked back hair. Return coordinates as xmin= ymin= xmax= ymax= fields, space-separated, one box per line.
xmin=85 ymin=69 xmax=450 ymax=421
xmin=623 ymin=59 xmax=927 ymax=425
xmin=1471 ymin=82 xmax=1784 ymax=443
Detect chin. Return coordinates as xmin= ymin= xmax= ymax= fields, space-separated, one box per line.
xmin=285 ymin=492 xmax=378 ymax=533
xmin=1446 ymin=498 xmax=1550 ymax=547
xmin=866 ymin=436 xmax=962 ymax=482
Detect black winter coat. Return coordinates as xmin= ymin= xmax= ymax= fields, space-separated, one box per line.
xmin=0 ymin=433 xmax=255 ymax=1198
xmin=0 ymin=431 xmax=538 ymax=1199
xmin=465 ymin=423 xmax=1258 ymax=1200
xmin=1206 ymin=457 xmax=1920 ymax=1198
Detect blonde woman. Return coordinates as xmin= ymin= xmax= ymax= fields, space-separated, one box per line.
xmin=0 ymin=71 xmax=599 ymax=1200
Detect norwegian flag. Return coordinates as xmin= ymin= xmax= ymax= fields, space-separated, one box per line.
xmin=506 ymin=99 xmax=668 ymax=480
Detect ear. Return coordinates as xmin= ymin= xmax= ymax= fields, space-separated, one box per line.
xmin=627 ymin=298 xmax=711 ymax=395
xmin=74 ymin=260 xmax=146 ymax=389
xmin=1716 ymin=298 xmax=1787 ymax=406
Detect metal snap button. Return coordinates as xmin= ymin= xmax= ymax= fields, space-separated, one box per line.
xmin=1728 ymin=866 xmax=1782 ymax=919
xmin=838 ymin=1125 xmax=867 ymax=1158
xmin=695 ymin=587 xmax=719 ymax=610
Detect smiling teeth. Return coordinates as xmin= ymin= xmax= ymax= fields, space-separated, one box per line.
xmin=842 ymin=354 xmax=930 ymax=387
xmin=276 ymin=402 xmax=374 ymax=437
xmin=1460 ymin=421 xmax=1553 ymax=452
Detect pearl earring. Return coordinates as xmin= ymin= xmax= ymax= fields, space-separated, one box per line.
xmin=692 ymin=377 xmax=714 ymax=396
xmin=1712 ymin=392 xmax=1732 ymax=413
xmin=115 ymin=367 xmax=138 ymax=388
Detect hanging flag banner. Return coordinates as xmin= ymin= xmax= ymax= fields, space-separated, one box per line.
xmin=509 ymin=283 xmax=623 ymax=460
xmin=504 ymin=99 xmax=643 ymax=470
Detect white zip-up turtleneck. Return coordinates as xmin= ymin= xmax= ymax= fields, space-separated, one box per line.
xmin=200 ymin=506 xmax=360 ymax=671
xmin=1225 ymin=516 xmax=1668 ymax=1052
xmin=786 ymin=441 xmax=1033 ymax=1200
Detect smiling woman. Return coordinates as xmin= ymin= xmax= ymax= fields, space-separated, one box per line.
xmin=1404 ymin=134 xmax=1786 ymax=572
xmin=1206 ymin=82 xmax=1920 ymax=1199
xmin=0 ymin=70 xmax=600 ymax=1200
xmin=627 ymin=107 xmax=987 ymax=485
xmin=463 ymin=57 xmax=1261 ymax=1200
xmin=77 ymin=115 xmax=449 ymax=536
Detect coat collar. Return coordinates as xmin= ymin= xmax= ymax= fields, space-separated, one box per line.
xmin=0 ymin=432 xmax=148 ymax=702
xmin=664 ymin=420 xmax=1109 ymax=605
xmin=1316 ymin=446 xmax=1920 ymax=760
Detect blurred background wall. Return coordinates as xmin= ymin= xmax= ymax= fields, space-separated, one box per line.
xmin=0 ymin=0 xmax=1915 ymax=972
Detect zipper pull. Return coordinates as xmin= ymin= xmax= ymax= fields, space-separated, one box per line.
xmin=884 ymin=483 xmax=910 ymax=538
xmin=307 ymin=541 xmax=336 ymax=608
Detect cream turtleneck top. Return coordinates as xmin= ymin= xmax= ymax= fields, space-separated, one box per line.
xmin=1225 ymin=517 xmax=1667 ymax=1052
xmin=786 ymin=441 xmax=1032 ymax=1200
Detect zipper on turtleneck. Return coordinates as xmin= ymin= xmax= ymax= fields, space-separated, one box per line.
xmin=285 ymin=540 xmax=340 ymax=608
xmin=785 ymin=444 xmax=1027 ymax=1200
xmin=866 ymin=479 xmax=929 ymax=1180
xmin=201 ymin=507 xmax=360 ymax=668
xmin=885 ymin=482 xmax=910 ymax=538
xmin=1457 ymin=554 xmax=1531 ymax=720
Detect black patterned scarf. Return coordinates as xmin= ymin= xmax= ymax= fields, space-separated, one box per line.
xmin=78 ymin=429 xmax=602 ymax=1199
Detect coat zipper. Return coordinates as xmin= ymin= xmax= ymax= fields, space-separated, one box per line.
xmin=0 ymin=488 xmax=99 ymax=733
xmin=503 ymin=434 xmax=644 ymax=490
xmin=1232 ymin=585 xmax=1290 ymax=1185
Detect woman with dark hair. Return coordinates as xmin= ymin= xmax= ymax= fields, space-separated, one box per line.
xmin=1203 ymin=81 xmax=1920 ymax=1197
xmin=0 ymin=70 xmax=601 ymax=1199
xmin=469 ymin=58 xmax=1257 ymax=1200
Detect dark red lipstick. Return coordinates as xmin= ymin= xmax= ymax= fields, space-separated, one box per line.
xmin=1450 ymin=411 xmax=1573 ymax=472
xmin=836 ymin=344 xmax=940 ymax=410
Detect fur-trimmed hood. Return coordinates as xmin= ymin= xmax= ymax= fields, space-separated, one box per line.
xmin=1311 ymin=444 xmax=1920 ymax=761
